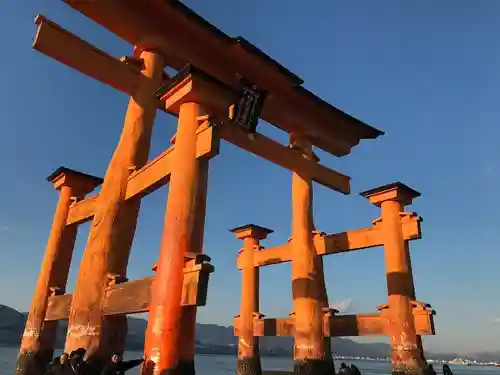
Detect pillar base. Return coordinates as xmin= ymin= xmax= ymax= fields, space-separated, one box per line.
xmin=237 ymin=357 xmax=262 ymax=375
xmin=176 ymin=360 xmax=196 ymax=375
xmin=15 ymin=348 xmax=53 ymax=375
xmin=392 ymin=363 xmax=429 ymax=375
xmin=392 ymin=346 xmax=429 ymax=375
xmin=293 ymin=359 xmax=330 ymax=375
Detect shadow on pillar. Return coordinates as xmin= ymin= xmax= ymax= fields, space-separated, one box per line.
xmin=293 ymin=359 xmax=330 ymax=375
xmin=15 ymin=322 xmax=59 ymax=375
xmin=237 ymin=357 xmax=262 ymax=375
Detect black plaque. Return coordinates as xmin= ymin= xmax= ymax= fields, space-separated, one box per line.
xmin=232 ymin=76 xmax=267 ymax=134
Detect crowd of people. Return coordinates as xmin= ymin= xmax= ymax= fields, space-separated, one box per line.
xmin=44 ymin=349 xmax=144 ymax=375
xmin=42 ymin=351 xmax=455 ymax=375
xmin=336 ymin=361 xmax=453 ymax=375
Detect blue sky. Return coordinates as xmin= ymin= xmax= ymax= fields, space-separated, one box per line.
xmin=1 ymin=0 xmax=500 ymax=355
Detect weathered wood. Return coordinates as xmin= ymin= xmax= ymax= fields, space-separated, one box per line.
xmin=45 ymin=294 xmax=73 ymax=321
xmin=177 ymin=158 xmax=210 ymax=374
xmin=231 ymin=225 xmax=272 ymax=374
xmin=64 ymin=50 xmax=165 ymax=358
xmin=289 ymin=134 xmax=324 ymax=365
xmin=60 ymin=0 xmax=384 ymax=157
xmin=45 ymin=262 xmax=214 ymax=321
xmin=33 ymin=15 xmax=141 ymax=95
xmin=218 ymin=121 xmax=350 ymax=194
xmin=237 ymin=215 xmax=422 ymax=269
xmin=66 ymin=125 xmax=218 ymax=226
xmin=16 ymin=169 xmax=102 ymax=375
xmin=362 ymin=183 xmax=428 ymax=374
xmin=233 ymin=309 xmax=435 ymax=337
xmin=144 ymin=101 xmax=204 ymax=374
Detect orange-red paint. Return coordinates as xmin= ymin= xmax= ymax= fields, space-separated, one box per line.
xmin=362 ymin=183 xmax=427 ymax=375
xmin=144 ymin=102 xmax=203 ymax=375
xmin=289 ymin=134 xmax=324 ymax=361
xmin=16 ymin=168 xmax=102 ymax=375
xmin=177 ymin=158 xmax=210 ymax=367
xmin=65 ymin=50 xmax=165 ymax=358
xmin=231 ymin=225 xmax=273 ymax=361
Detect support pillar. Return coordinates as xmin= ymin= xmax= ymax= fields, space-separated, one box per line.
xmin=315 ymin=255 xmax=335 ymax=375
xmin=289 ymin=134 xmax=327 ymax=375
xmin=175 ymin=157 xmax=210 ymax=375
xmin=361 ymin=183 xmax=427 ymax=375
xmin=231 ymin=225 xmax=273 ymax=375
xmin=15 ymin=168 xmax=103 ymax=375
xmin=65 ymin=49 xmax=165 ymax=361
xmin=143 ymin=102 xmax=205 ymax=375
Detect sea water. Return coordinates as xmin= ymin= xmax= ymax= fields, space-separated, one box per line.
xmin=0 ymin=346 xmax=497 ymax=375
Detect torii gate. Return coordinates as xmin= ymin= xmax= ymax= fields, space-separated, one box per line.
xmin=16 ymin=1 xmax=434 ymax=375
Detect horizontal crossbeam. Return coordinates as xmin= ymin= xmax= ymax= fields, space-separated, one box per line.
xmin=233 ymin=306 xmax=435 ymax=337
xmin=34 ymin=15 xmax=142 ymax=95
xmin=35 ymin=21 xmax=351 ymax=196
xmin=45 ymin=260 xmax=214 ymax=321
xmin=156 ymin=67 xmax=351 ymax=195
xmin=237 ymin=214 xmax=422 ymax=269
xmin=66 ymin=124 xmax=218 ymax=226
xmin=216 ymin=120 xmax=350 ymax=194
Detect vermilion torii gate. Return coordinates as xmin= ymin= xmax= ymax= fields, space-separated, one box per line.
xmin=17 ymin=1 xmax=435 ymax=375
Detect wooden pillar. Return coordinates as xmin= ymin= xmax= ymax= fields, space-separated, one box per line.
xmin=143 ymin=101 xmax=205 ymax=375
xmin=361 ymin=183 xmax=427 ymax=375
xmin=289 ymin=134 xmax=327 ymax=375
xmin=405 ymin=241 xmax=425 ymax=355
xmin=64 ymin=49 xmax=165 ymax=361
xmin=15 ymin=168 xmax=102 ymax=375
xmin=315 ymin=255 xmax=335 ymax=375
xmin=231 ymin=225 xmax=273 ymax=375
xmin=175 ymin=157 xmax=210 ymax=375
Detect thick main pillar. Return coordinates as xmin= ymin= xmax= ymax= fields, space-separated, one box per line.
xmin=361 ymin=183 xmax=428 ymax=375
xmin=289 ymin=134 xmax=327 ymax=375
xmin=175 ymin=157 xmax=210 ymax=375
xmin=143 ymin=102 xmax=204 ymax=375
xmin=65 ymin=49 xmax=165 ymax=360
xmin=231 ymin=225 xmax=273 ymax=375
xmin=15 ymin=168 xmax=102 ymax=375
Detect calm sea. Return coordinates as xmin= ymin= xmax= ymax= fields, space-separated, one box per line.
xmin=1 ymin=347 xmax=498 ymax=375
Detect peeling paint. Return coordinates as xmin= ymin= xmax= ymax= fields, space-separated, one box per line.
xmin=67 ymin=324 xmax=100 ymax=337
xmin=22 ymin=327 xmax=41 ymax=339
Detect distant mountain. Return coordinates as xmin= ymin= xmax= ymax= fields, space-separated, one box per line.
xmin=0 ymin=304 xmax=435 ymax=359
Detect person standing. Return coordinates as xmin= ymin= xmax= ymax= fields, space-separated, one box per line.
xmin=100 ymin=353 xmax=145 ymax=375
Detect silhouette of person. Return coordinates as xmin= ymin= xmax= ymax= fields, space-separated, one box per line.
xmin=443 ymin=364 xmax=453 ymax=375
xmin=427 ymin=364 xmax=436 ymax=375
xmin=350 ymin=363 xmax=362 ymax=375
xmin=69 ymin=349 xmax=87 ymax=375
xmin=100 ymin=352 xmax=145 ymax=375
xmin=45 ymin=353 xmax=70 ymax=375
xmin=338 ymin=362 xmax=351 ymax=374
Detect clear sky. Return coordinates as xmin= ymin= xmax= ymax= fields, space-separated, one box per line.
xmin=1 ymin=0 xmax=500 ymax=356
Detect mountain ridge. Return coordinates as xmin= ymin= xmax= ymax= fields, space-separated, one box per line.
xmin=0 ymin=304 xmax=457 ymax=360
